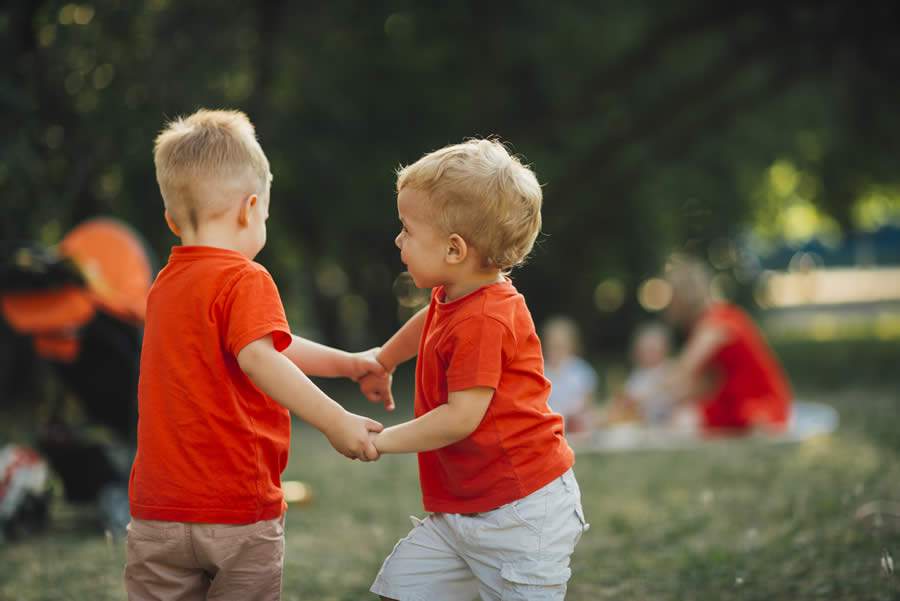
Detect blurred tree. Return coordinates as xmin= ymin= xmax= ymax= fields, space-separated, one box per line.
xmin=2 ymin=0 xmax=898 ymax=352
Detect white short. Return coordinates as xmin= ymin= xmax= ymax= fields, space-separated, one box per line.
xmin=371 ymin=469 xmax=588 ymax=601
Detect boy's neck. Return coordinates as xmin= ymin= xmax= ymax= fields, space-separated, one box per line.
xmin=179 ymin=224 xmax=252 ymax=259
xmin=443 ymin=270 xmax=505 ymax=302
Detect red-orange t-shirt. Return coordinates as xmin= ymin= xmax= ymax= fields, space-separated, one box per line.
xmin=416 ymin=280 xmax=574 ymax=514
xmin=129 ymin=246 xmax=292 ymax=523
xmin=697 ymin=303 xmax=792 ymax=431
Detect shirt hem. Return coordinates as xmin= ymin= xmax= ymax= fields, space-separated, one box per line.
xmin=421 ymin=454 xmax=574 ymax=514
xmin=231 ymin=323 xmax=292 ymax=356
xmin=129 ymin=499 xmax=284 ymax=524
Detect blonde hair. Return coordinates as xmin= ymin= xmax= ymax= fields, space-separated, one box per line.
xmin=154 ymin=109 xmax=271 ymax=230
xmin=396 ymin=138 xmax=542 ymax=271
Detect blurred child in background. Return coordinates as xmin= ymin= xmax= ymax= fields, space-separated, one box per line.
xmin=543 ymin=316 xmax=598 ymax=434
xmin=604 ymin=322 xmax=679 ymax=426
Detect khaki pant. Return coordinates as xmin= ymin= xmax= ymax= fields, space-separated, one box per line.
xmin=124 ymin=516 xmax=285 ymax=601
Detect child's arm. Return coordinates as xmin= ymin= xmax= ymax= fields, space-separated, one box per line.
xmin=281 ymin=335 xmax=384 ymax=381
xmin=668 ymin=324 xmax=730 ymax=402
xmin=378 ymin=306 xmax=428 ymax=371
xmin=373 ymin=387 xmax=493 ymax=454
xmin=358 ymin=306 xmax=429 ymax=411
xmin=238 ymin=335 xmax=383 ymax=460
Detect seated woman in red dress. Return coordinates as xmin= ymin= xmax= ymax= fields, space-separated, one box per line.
xmin=663 ymin=256 xmax=792 ymax=433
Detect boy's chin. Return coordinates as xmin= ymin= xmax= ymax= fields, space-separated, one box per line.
xmin=407 ymin=272 xmax=436 ymax=290
xmin=403 ymin=266 xmax=443 ymax=290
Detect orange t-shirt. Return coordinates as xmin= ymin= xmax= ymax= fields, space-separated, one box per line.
xmin=416 ymin=280 xmax=574 ymax=514
xmin=697 ymin=303 xmax=792 ymax=431
xmin=129 ymin=246 xmax=292 ymax=523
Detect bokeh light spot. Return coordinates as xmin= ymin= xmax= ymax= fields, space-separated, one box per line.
xmin=594 ymin=278 xmax=625 ymax=312
xmin=393 ymin=271 xmax=429 ymax=308
xmin=637 ymin=278 xmax=672 ymax=312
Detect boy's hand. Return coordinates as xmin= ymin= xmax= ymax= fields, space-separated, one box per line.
xmin=366 ymin=431 xmax=381 ymax=461
xmin=326 ymin=410 xmax=383 ymax=461
xmin=359 ymin=370 xmax=395 ymax=412
xmin=347 ymin=347 xmax=388 ymax=382
xmin=372 ymin=430 xmax=385 ymax=456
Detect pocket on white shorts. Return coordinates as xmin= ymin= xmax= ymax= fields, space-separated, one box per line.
xmin=574 ymin=501 xmax=590 ymax=543
xmin=500 ymin=558 xmax=569 ymax=600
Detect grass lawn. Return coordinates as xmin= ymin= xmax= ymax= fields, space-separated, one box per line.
xmin=1 ymin=383 xmax=898 ymax=600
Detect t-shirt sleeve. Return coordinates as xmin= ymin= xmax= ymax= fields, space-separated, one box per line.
xmin=442 ymin=316 xmax=512 ymax=392
xmin=221 ymin=267 xmax=292 ymax=357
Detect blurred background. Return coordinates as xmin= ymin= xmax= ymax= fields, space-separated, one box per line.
xmin=1 ymin=1 xmax=899 ymax=599
xmin=4 ymin=0 xmax=900 ymax=354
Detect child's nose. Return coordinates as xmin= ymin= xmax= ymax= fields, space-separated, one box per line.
xmin=394 ymin=233 xmax=402 ymax=249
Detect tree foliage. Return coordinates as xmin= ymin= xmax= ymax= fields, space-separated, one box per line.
xmin=3 ymin=0 xmax=899 ymax=349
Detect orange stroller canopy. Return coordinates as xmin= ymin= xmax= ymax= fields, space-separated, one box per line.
xmin=1 ymin=218 xmax=152 ymax=361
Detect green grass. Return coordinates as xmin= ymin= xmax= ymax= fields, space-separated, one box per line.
xmin=2 ymin=382 xmax=899 ymax=600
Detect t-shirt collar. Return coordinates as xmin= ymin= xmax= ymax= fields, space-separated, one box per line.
xmin=434 ymin=277 xmax=512 ymax=311
xmin=169 ymin=245 xmax=249 ymax=262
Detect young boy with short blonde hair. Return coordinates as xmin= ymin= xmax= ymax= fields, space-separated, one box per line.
xmin=362 ymin=139 xmax=588 ymax=601
xmin=126 ymin=109 xmax=385 ymax=601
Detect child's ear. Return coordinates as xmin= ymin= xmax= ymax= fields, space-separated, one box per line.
xmin=446 ymin=234 xmax=467 ymax=264
xmin=164 ymin=210 xmax=181 ymax=237
xmin=238 ymin=194 xmax=258 ymax=227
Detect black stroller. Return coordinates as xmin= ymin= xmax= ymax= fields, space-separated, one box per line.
xmin=0 ymin=218 xmax=152 ymax=537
